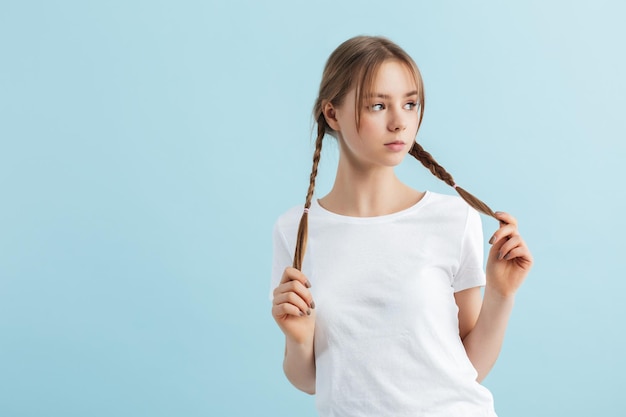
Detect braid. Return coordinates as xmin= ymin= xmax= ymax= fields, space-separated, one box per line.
xmin=409 ymin=142 xmax=497 ymax=219
xmin=409 ymin=142 xmax=455 ymax=187
xmin=293 ymin=117 xmax=325 ymax=270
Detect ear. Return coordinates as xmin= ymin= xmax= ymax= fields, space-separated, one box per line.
xmin=322 ymin=101 xmax=340 ymax=132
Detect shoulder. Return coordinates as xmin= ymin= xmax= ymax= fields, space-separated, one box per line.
xmin=423 ymin=191 xmax=475 ymax=218
xmin=420 ymin=191 xmax=483 ymax=236
xmin=273 ymin=204 xmax=305 ymax=234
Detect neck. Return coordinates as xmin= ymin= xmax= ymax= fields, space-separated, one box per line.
xmin=319 ymin=157 xmax=422 ymax=217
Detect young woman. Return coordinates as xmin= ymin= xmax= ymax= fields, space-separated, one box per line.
xmin=270 ymin=35 xmax=532 ymax=416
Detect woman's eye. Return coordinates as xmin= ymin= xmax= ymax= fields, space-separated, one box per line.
xmin=371 ymin=103 xmax=384 ymax=111
xmin=404 ymin=102 xmax=417 ymax=110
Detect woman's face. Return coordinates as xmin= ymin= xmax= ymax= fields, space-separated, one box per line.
xmin=331 ymin=60 xmax=420 ymax=170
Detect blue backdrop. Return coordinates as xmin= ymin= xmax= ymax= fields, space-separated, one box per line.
xmin=1 ymin=1 xmax=624 ymax=415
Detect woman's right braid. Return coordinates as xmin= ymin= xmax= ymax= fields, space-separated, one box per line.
xmin=409 ymin=142 xmax=497 ymax=219
xmin=293 ymin=117 xmax=326 ymax=270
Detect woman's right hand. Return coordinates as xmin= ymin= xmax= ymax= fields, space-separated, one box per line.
xmin=271 ymin=267 xmax=316 ymax=345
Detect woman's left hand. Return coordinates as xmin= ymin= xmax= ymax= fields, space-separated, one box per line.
xmin=485 ymin=212 xmax=533 ymax=298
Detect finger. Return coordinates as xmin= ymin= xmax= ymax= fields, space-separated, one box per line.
xmin=272 ymin=302 xmax=307 ymax=319
xmin=500 ymin=246 xmax=533 ymax=265
xmin=488 ymin=223 xmax=519 ymax=245
xmin=274 ymin=280 xmax=313 ymax=304
xmin=272 ymin=292 xmax=312 ymax=316
xmin=280 ymin=266 xmax=312 ymax=288
xmin=273 ymin=280 xmax=314 ymax=308
xmin=494 ymin=211 xmax=518 ymax=227
xmin=495 ymin=236 xmax=524 ymax=260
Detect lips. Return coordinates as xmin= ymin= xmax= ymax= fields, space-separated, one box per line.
xmin=384 ymin=140 xmax=406 ymax=152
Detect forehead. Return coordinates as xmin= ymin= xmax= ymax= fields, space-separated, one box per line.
xmin=368 ymin=60 xmax=417 ymax=94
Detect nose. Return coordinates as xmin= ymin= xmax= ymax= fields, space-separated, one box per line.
xmin=387 ymin=107 xmax=407 ymax=132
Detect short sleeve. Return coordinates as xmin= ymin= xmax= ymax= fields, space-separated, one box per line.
xmin=452 ymin=207 xmax=486 ymax=292
xmin=270 ymin=219 xmax=293 ymax=300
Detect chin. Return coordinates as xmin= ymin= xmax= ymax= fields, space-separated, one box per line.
xmin=384 ymin=155 xmax=408 ymax=167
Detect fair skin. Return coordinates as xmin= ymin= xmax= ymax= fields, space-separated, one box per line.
xmin=271 ymin=60 xmax=533 ymax=393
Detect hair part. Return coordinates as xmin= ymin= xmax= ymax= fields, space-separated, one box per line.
xmin=293 ymin=36 xmax=496 ymax=271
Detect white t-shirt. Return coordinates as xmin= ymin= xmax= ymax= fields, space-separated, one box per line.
xmin=271 ymin=191 xmax=497 ymax=417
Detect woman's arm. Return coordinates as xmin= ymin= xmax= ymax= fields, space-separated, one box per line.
xmin=456 ymin=211 xmax=533 ymax=382
xmin=455 ymin=287 xmax=515 ymax=382
xmin=282 ymin=319 xmax=316 ymax=394
xmin=272 ymin=267 xmax=317 ymax=394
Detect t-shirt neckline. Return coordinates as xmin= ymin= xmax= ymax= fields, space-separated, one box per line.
xmin=312 ymin=190 xmax=431 ymax=224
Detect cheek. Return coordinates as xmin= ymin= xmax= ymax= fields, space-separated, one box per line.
xmin=407 ymin=115 xmax=420 ymax=136
xmin=358 ymin=117 xmax=383 ymax=135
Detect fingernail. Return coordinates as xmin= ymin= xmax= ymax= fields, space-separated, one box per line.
xmin=311 ymin=301 xmax=316 ymax=309
xmin=305 ymin=281 xmax=311 ymax=288
xmin=306 ymin=309 xmax=311 ymax=316
xmin=489 ymin=235 xmax=496 ymax=244
xmin=299 ymin=311 xmax=305 ymax=317
xmin=497 ymin=251 xmax=503 ymax=260
xmin=504 ymin=253 xmax=511 ymax=260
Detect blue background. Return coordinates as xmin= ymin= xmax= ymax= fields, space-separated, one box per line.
xmin=1 ymin=1 xmax=624 ymax=415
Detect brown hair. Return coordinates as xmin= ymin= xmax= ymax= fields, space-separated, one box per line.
xmin=292 ymin=35 xmax=496 ymax=270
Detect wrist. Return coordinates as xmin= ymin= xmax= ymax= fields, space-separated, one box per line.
xmin=286 ymin=335 xmax=314 ymax=355
xmin=483 ymin=286 xmax=516 ymax=306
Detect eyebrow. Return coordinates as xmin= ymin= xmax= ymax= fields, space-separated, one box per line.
xmin=365 ymin=90 xmax=419 ymax=99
